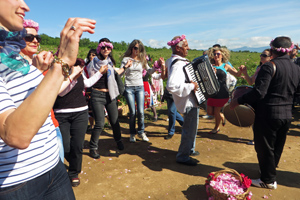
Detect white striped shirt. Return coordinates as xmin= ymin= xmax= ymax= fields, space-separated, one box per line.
xmin=0 ymin=64 xmax=59 ymax=188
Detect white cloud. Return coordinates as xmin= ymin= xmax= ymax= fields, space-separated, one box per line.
xmin=145 ymin=39 xmax=167 ymax=48
xmin=145 ymin=36 xmax=276 ymax=50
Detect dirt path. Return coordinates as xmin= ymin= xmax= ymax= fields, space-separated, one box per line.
xmin=72 ymin=103 xmax=300 ymax=200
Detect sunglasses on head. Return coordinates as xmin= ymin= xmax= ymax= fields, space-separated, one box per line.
xmin=260 ymin=54 xmax=270 ymax=58
xmin=214 ymin=53 xmax=221 ymax=56
xmin=133 ymin=46 xmax=139 ymax=50
xmin=100 ymin=46 xmax=112 ymax=50
xmin=24 ymin=34 xmax=41 ymax=43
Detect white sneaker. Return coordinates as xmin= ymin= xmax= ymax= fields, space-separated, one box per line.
xmin=251 ymin=179 xmax=277 ymax=189
xmin=129 ymin=134 xmax=136 ymax=143
xmin=202 ymin=115 xmax=213 ymax=119
xmin=138 ymin=133 xmax=149 ymax=142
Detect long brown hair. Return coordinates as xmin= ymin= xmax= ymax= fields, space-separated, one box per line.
xmin=123 ymin=39 xmax=148 ymax=69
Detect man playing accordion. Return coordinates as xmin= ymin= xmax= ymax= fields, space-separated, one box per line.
xmin=166 ymin=35 xmax=200 ymax=166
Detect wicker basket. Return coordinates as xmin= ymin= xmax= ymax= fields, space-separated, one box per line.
xmin=118 ymin=105 xmax=129 ymax=116
xmin=207 ymin=169 xmax=251 ymax=200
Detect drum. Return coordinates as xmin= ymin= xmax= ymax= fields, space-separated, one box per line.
xmin=223 ymin=86 xmax=255 ymax=127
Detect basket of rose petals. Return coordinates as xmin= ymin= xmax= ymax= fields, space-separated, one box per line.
xmin=205 ymin=169 xmax=253 ymax=200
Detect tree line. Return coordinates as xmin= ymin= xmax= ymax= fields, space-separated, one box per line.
xmin=40 ymin=34 xmax=162 ymax=52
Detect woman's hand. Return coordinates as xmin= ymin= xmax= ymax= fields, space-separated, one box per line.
xmin=125 ymin=60 xmax=133 ymax=69
xmin=160 ymin=57 xmax=167 ymax=80
xmin=99 ymin=65 xmax=108 ymax=74
xmin=158 ymin=57 xmax=165 ymax=67
xmin=57 ymin=18 xmax=96 ymax=67
xmin=32 ymin=51 xmax=54 ymax=72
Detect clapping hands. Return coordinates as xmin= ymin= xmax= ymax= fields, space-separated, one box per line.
xmin=239 ymin=65 xmax=247 ymax=74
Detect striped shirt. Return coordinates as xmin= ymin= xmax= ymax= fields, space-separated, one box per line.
xmin=0 ymin=64 xmax=59 ymax=188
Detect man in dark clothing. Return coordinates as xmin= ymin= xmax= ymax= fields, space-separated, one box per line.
xmin=230 ymin=36 xmax=300 ymax=189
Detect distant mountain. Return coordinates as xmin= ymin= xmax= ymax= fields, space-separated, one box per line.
xmin=230 ymin=46 xmax=269 ymax=53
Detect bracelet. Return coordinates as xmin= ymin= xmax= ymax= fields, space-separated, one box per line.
xmin=123 ymin=66 xmax=127 ymax=70
xmin=52 ymin=57 xmax=70 ymax=80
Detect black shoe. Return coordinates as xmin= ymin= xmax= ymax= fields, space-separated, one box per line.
xmin=153 ymin=117 xmax=158 ymax=122
xmin=71 ymin=177 xmax=80 ymax=187
xmin=117 ymin=141 xmax=124 ymax=150
xmin=164 ymin=134 xmax=173 ymax=140
xmin=89 ymin=149 xmax=100 ymax=159
xmin=190 ymin=151 xmax=200 ymax=156
xmin=177 ymin=158 xmax=199 ymax=166
xmin=222 ymin=118 xmax=226 ymax=126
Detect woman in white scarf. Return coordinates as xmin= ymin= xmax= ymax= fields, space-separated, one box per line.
xmin=87 ymin=38 xmax=125 ymax=159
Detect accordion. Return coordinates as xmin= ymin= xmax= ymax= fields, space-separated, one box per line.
xmin=183 ymin=55 xmax=220 ymax=105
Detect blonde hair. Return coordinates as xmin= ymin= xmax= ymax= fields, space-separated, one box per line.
xmin=207 ymin=47 xmax=230 ymax=64
xmin=123 ymin=39 xmax=148 ymax=69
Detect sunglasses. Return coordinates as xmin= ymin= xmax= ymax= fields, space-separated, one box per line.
xmin=214 ymin=53 xmax=221 ymax=56
xmin=260 ymin=54 xmax=270 ymax=58
xmin=24 ymin=34 xmax=41 ymax=43
xmin=100 ymin=46 xmax=112 ymax=50
xmin=133 ymin=46 xmax=139 ymax=50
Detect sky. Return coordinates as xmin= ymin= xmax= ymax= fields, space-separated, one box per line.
xmin=25 ymin=0 xmax=300 ymax=50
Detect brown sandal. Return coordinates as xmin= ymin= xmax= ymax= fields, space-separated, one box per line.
xmin=71 ymin=177 xmax=80 ymax=187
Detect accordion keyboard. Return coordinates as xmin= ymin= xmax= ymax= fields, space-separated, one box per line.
xmin=183 ymin=55 xmax=220 ymax=105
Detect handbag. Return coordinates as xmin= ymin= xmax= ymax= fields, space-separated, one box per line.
xmin=114 ymin=71 xmax=125 ymax=96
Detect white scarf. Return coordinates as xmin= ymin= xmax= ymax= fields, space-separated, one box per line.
xmin=89 ymin=57 xmax=120 ymax=100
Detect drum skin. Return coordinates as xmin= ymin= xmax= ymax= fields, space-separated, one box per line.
xmin=223 ymin=86 xmax=255 ymax=127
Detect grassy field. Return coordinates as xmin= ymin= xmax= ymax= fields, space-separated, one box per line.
xmin=40 ymin=45 xmax=262 ymax=86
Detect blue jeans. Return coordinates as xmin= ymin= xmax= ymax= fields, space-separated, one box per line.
xmin=56 ymin=127 xmax=64 ymax=163
xmin=176 ymin=107 xmax=199 ymax=162
xmin=124 ymin=86 xmax=145 ymax=135
xmin=0 ymin=160 xmax=75 ymax=200
xmin=166 ymin=98 xmax=184 ymax=135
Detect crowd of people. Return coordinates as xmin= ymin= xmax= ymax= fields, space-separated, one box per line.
xmin=0 ymin=1 xmax=299 ymax=199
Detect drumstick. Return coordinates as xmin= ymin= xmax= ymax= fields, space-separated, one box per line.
xmin=233 ymin=108 xmax=242 ymax=127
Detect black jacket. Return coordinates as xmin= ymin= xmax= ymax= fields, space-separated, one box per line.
xmin=238 ymin=55 xmax=300 ymax=119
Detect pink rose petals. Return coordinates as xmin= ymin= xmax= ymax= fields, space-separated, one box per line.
xmin=207 ymin=173 xmax=252 ymax=199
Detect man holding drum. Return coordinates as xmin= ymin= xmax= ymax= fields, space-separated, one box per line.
xmin=166 ymin=35 xmax=200 ymax=166
xmin=230 ymin=36 xmax=300 ymax=189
